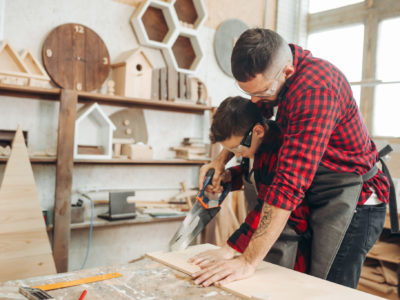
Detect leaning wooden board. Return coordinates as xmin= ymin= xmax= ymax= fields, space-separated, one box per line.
xmin=146 ymin=244 xmax=385 ymax=300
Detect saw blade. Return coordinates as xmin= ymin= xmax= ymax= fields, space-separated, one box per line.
xmin=168 ymin=201 xmax=220 ymax=251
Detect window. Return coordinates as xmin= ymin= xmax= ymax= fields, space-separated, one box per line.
xmin=307 ymin=0 xmax=400 ymax=139
xmin=308 ymin=0 xmax=363 ymax=14
xmin=373 ymin=17 xmax=400 ymax=137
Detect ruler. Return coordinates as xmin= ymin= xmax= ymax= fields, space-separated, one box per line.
xmin=32 ymin=272 xmax=122 ymax=291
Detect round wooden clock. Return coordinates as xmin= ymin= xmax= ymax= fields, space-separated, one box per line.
xmin=42 ymin=23 xmax=110 ymax=92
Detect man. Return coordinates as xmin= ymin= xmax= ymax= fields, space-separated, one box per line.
xmin=191 ymin=28 xmax=389 ymax=288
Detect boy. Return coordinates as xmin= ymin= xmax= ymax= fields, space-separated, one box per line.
xmin=190 ymin=96 xmax=310 ymax=272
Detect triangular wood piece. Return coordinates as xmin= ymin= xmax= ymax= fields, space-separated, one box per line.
xmin=20 ymin=50 xmax=50 ymax=79
xmin=146 ymin=244 xmax=384 ymax=300
xmin=0 ymin=127 xmax=56 ymax=281
xmin=0 ymin=41 xmax=29 ymax=74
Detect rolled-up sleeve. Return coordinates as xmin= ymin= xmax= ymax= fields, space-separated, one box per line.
xmin=263 ymin=89 xmax=340 ymax=210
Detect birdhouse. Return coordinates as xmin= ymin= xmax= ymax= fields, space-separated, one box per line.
xmin=74 ymin=103 xmax=116 ymax=160
xmin=112 ymin=47 xmax=166 ymax=99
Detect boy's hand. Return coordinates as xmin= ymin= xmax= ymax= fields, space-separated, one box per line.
xmin=188 ymin=245 xmax=237 ymax=268
xmin=198 ymin=150 xmax=233 ymax=192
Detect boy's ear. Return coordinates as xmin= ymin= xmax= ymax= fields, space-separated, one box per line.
xmin=253 ymin=124 xmax=265 ymax=139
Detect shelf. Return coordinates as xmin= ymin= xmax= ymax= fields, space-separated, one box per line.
xmin=0 ymin=156 xmax=209 ymax=165
xmin=366 ymin=240 xmax=400 ymax=264
xmin=0 ymin=83 xmax=60 ymax=101
xmin=47 ymin=214 xmax=185 ymax=231
xmin=0 ymin=83 xmax=213 ymax=113
xmin=0 ymin=156 xmax=57 ymax=163
xmin=74 ymin=158 xmax=210 ymax=165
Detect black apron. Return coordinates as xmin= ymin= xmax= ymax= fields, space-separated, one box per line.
xmin=243 ymin=161 xmax=388 ymax=278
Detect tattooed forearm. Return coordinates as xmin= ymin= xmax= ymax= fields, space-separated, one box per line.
xmin=252 ymin=204 xmax=273 ymax=239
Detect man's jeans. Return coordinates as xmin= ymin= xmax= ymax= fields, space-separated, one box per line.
xmin=326 ymin=203 xmax=387 ymax=288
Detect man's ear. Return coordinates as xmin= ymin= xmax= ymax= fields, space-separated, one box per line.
xmin=284 ymin=65 xmax=295 ymax=80
xmin=253 ymin=124 xmax=265 ymax=139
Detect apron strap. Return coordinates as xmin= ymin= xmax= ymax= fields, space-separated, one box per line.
xmin=362 ymin=164 xmax=378 ymax=182
xmin=378 ymin=145 xmax=399 ymax=234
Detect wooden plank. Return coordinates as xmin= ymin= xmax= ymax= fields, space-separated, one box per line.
xmin=0 ymin=127 xmax=56 ymax=281
xmin=147 ymin=244 xmax=385 ymax=300
xmin=151 ymin=68 xmax=160 ymax=100
xmin=179 ymin=72 xmax=186 ymax=99
xmin=367 ymin=241 xmax=400 ymax=264
xmin=167 ymin=65 xmax=178 ymax=101
xmin=53 ymin=89 xmax=77 ymax=273
xmin=160 ymin=67 xmax=168 ymax=100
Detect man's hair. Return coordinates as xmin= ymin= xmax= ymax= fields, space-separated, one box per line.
xmin=231 ymin=28 xmax=291 ymax=82
xmin=210 ymin=96 xmax=264 ymax=143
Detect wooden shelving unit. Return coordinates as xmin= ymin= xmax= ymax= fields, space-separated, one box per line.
xmin=0 ymin=83 xmax=211 ymax=272
xmin=0 ymin=83 xmax=213 ymax=113
xmin=46 ymin=214 xmax=186 ymax=232
xmin=0 ymin=156 xmax=210 ymax=165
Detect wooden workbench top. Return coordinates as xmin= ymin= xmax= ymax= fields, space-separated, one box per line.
xmin=0 ymin=257 xmax=241 ymax=299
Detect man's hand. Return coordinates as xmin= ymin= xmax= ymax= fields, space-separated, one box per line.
xmin=188 ymin=245 xmax=237 ymax=269
xmin=191 ymin=256 xmax=256 ymax=287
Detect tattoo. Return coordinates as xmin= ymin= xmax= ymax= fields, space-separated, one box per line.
xmin=252 ymin=204 xmax=273 ymax=239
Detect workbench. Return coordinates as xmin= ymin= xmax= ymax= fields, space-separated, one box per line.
xmin=0 ymin=257 xmax=241 ymax=300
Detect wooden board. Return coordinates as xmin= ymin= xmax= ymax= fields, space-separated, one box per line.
xmin=0 ymin=127 xmax=56 ymax=281
xmin=146 ymin=244 xmax=385 ymax=300
xmin=42 ymin=23 xmax=110 ymax=92
xmin=53 ymin=89 xmax=78 ymax=272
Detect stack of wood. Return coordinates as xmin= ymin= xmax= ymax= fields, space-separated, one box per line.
xmin=358 ymin=258 xmax=399 ymax=299
xmin=170 ymin=137 xmax=209 ymax=160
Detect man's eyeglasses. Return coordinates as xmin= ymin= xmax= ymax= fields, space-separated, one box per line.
xmin=235 ymin=64 xmax=287 ymax=97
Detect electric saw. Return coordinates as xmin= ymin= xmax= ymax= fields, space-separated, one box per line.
xmin=168 ymin=168 xmax=231 ymax=251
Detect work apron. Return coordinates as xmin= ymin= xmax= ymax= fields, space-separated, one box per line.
xmin=243 ymin=163 xmax=379 ymax=277
xmin=243 ymin=175 xmax=301 ymax=270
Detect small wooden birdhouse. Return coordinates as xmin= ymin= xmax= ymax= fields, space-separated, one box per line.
xmin=112 ymin=47 xmax=166 ymax=99
xmin=74 ymin=103 xmax=116 ymax=160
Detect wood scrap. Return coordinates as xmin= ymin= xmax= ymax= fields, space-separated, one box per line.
xmin=0 ymin=127 xmax=56 ymax=281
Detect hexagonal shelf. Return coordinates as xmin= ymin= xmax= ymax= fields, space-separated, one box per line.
xmin=131 ymin=0 xmax=179 ymax=48
xmin=162 ymin=29 xmax=203 ymax=74
xmin=174 ymin=0 xmax=207 ymax=30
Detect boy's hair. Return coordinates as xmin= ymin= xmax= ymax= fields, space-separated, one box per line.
xmin=210 ymin=96 xmax=264 ymax=143
xmin=231 ymin=28 xmax=290 ymax=82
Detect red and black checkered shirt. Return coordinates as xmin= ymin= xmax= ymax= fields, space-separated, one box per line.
xmin=255 ymin=44 xmax=389 ymax=210
xmin=227 ymin=121 xmax=310 ymax=272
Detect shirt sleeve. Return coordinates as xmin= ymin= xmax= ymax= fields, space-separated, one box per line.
xmin=264 ymin=88 xmax=341 ymax=210
xmin=228 ymin=165 xmax=244 ymax=191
